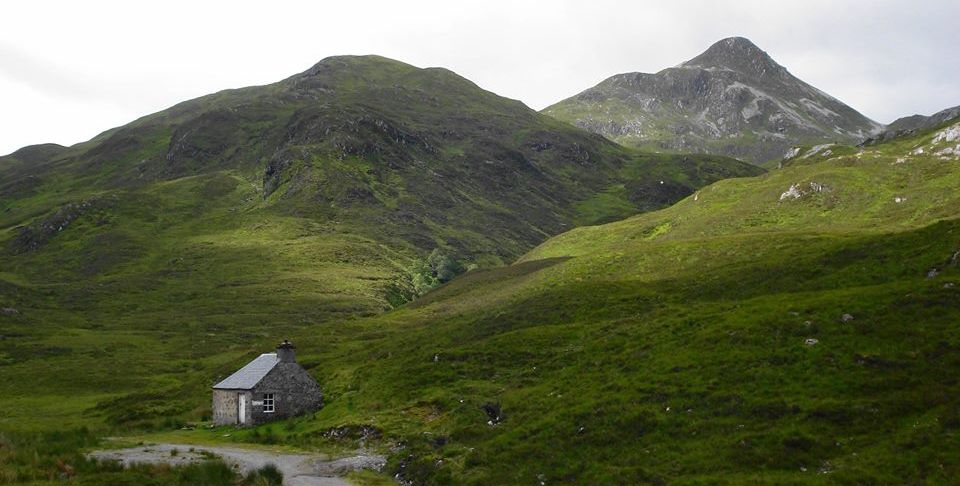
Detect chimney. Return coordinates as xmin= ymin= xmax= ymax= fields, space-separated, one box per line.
xmin=276 ymin=340 xmax=296 ymax=363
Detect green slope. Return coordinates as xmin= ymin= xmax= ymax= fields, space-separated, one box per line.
xmin=4 ymin=56 xmax=956 ymax=484
xmin=0 ymin=56 xmax=760 ymax=333
xmin=0 ymin=55 xmax=760 ymax=482
xmin=260 ymin=117 xmax=959 ymax=484
xmin=6 ymin=111 xmax=949 ymax=484
xmin=0 ymin=55 xmax=759 ymax=305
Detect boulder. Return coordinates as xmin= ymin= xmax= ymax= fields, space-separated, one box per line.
xmin=779 ymin=184 xmax=803 ymax=201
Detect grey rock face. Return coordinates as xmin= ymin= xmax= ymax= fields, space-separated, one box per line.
xmin=543 ymin=37 xmax=881 ymax=165
xmin=9 ymin=199 xmax=103 ymax=253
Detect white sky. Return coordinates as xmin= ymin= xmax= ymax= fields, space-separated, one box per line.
xmin=2 ymin=0 xmax=959 ymax=155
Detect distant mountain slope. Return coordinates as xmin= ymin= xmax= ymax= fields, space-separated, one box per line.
xmin=0 ymin=55 xmax=759 ymax=266
xmin=862 ymin=104 xmax=960 ymax=145
xmin=0 ymin=55 xmax=760 ymax=432
xmin=887 ymin=104 xmax=960 ymax=132
xmin=544 ymin=37 xmax=881 ymax=164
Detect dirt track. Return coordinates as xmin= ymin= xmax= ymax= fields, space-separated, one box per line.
xmin=89 ymin=443 xmax=388 ymax=486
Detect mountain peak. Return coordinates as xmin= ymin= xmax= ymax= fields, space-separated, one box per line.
xmin=544 ymin=36 xmax=879 ymax=164
xmin=681 ymin=37 xmax=785 ymax=78
xmin=709 ymin=36 xmax=764 ymax=54
xmin=298 ymin=54 xmax=414 ymax=78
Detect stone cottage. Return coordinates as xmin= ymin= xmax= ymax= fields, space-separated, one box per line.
xmin=212 ymin=340 xmax=323 ymax=426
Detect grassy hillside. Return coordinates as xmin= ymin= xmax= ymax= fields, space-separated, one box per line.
xmin=0 ymin=56 xmax=758 ymax=312
xmin=0 ymin=56 xmax=763 ymax=483
xmin=4 ymin=55 xmax=958 ymax=484
xmin=1 ymin=55 xmax=758 ymax=263
xmin=241 ymin=117 xmax=958 ymax=484
xmin=5 ymin=113 xmax=954 ymax=484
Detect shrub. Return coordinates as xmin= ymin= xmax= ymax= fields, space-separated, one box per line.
xmin=243 ymin=463 xmax=283 ymax=485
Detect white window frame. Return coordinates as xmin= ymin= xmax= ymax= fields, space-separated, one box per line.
xmin=263 ymin=393 xmax=275 ymax=413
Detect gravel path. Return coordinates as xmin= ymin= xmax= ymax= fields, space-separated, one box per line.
xmin=89 ymin=443 xmax=388 ymax=486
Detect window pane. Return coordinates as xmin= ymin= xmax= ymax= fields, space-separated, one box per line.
xmin=263 ymin=393 xmax=274 ymax=412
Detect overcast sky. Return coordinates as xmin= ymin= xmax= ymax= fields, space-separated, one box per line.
xmin=2 ymin=0 xmax=958 ymax=155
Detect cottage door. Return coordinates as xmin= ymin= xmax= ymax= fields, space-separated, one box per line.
xmin=238 ymin=394 xmax=246 ymax=425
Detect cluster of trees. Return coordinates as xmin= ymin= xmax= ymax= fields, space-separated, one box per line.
xmin=407 ymin=249 xmax=465 ymax=296
xmin=386 ymin=249 xmax=466 ymax=307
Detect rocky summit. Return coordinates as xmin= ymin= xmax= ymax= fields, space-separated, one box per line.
xmin=543 ymin=37 xmax=882 ymax=164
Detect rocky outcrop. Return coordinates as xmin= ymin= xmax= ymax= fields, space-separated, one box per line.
xmin=8 ymin=198 xmax=109 ymax=254
xmin=779 ymin=181 xmax=830 ymax=201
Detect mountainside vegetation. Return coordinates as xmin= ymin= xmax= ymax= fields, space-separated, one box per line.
xmin=0 ymin=55 xmax=760 ymax=483
xmin=0 ymin=54 xmax=759 ymax=311
xmin=288 ymin=115 xmax=959 ymax=484
xmin=2 ymin=52 xmax=959 ymax=485
xmin=544 ymin=37 xmax=881 ymax=165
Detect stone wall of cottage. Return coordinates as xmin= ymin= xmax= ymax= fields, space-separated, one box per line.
xmin=212 ymin=388 xmax=245 ymax=425
xmin=248 ymin=363 xmax=323 ymax=424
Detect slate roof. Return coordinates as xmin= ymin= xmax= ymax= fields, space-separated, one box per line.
xmin=213 ymin=353 xmax=279 ymax=389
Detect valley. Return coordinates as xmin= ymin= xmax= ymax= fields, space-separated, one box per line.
xmin=1 ymin=37 xmax=959 ymax=486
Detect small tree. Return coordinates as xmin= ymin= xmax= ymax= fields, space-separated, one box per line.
xmin=408 ymin=258 xmax=439 ymax=296
xmin=426 ymin=248 xmax=463 ymax=283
